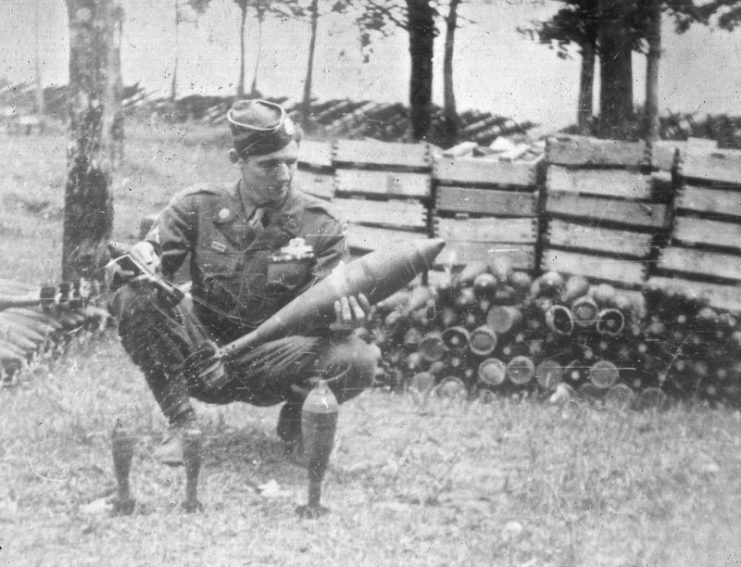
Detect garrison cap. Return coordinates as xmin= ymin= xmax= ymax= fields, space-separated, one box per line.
xmin=227 ymin=99 xmax=300 ymax=157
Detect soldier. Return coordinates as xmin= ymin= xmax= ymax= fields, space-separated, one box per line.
xmin=109 ymin=99 xmax=377 ymax=466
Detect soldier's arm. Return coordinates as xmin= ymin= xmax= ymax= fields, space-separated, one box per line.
xmin=146 ymin=193 xmax=198 ymax=281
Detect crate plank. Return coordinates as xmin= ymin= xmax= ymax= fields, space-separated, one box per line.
xmin=545 ymin=191 xmax=668 ymax=229
xmin=651 ymin=141 xmax=679 ymax=172
xmin=547 ymin=219 xmax=653 ymax=258
xmin=435 ymin=217 xmax=537 ymax=244
xmin=542 ymin=249 xmax=647 ymax=285
xmin=336 ymin=168 xmax=430 ymax=198
xmin=546 ymin=135 xmax=648 ymax=167
xmin=345 ymin=224 xmax=427 ymax=253
xmin=435 ymin=242 xmax=535 ymax=271
xmin=299 ymin=139 xmax=333 ymax=169
xmin=677 ymin=184 xmax=741 ymax=217
xmin=547 ymin=166 xmax=653 ymax=200
xmin=334 ymin=139 xmax=430 ymax=169
xmin=673 ymin=216 xmax=741 ymax=251
xmin=436 ymin=186 xmax=538 ymax=217
xmin=658 ymin=246 xmax=741 ymax=282
xmin=332 ymin=197 xmax=427 ymax=229
xmin=295 ymin=169 xmax=335 ymax=200
xmin=682 ymin=147 xmax=741 ymax=185
xmin=434 ymin=157 xmax=538 ymax=187
xmin=647 ymin=276 xmax=741 ymax=313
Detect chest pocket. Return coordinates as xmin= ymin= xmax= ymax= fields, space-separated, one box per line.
xmin=266 ymin=259 xmax=313 ymax=294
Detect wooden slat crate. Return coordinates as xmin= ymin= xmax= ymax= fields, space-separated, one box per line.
xmin=546 ymin=135 xmax=648 ymax=168
xmin=335 ymin=168 xmax=431 ymax=199
xmin=295 ymin=169 xmax=335 ymax=201
xmin=436 ymin=186 xmax=538 ymax=217
xmin=545 ymin=192 xmax=668 ymax=229
xmin=334 ymin=139 xmax=430 ymax=169
xmin=546 ymin=166 xmax=653 ymax=200
xmin=435 ymin=242 xmax=536 ymax=271
xmin=657 ymin=246 xmax=741 ymax=282
xmin=299 ymin=139 xmax=334 ymax=169
xmin=676 ymin=184 xmax=741 ymax=218
xmin=547 ymin=219 xmax=653 ymax=258
xmin=542 ymin=249 xmax=647 ymax=286
xmin=433 ymin=157 xmax=538 ymax=188
xmin=672 ymin=216 xmax=741 ymax=251
xmin=332 ymin=197 xmax=427 ymax=229
xmin=647 ymin=276 xmax=741 ymax=314
xmin=345 ymin=225 xmax=428 ymax=253
xmin=651 ymin=141 xmax=679 ymax=172
xmin=681 ymin=147 xmax=741 ymax=185
xmin=435 ymin=217 xmax=537 ymax=245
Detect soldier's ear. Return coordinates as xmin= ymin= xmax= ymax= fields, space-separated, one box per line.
xmin=228 ymin=148 xmax=240 ymax=164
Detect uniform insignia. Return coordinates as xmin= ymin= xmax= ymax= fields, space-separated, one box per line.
xmin=211 ymin=241 xmax=227 ymax=252
xmin=217 ymin=208 xmax=232 ymax=222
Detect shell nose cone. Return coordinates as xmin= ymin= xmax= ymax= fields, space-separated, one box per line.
xmin=417 ymin=237 xmax=447 ymax=265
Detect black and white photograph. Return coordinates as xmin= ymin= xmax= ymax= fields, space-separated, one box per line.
xmin=1 ymin=1 xmax=741 ymax=565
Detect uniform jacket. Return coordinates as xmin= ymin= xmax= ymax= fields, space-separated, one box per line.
xmin=146 ymin=181 xmax=347 ymax=336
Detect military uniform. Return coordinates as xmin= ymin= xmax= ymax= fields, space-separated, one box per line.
xmin=112 ymin=181 xmax=377 ymax=431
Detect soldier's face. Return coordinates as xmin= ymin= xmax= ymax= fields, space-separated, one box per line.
xmin=238 ymin=141 xmax=299 ymax=208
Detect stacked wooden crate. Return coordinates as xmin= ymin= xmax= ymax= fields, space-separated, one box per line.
xmin=541 ymin=135 xmax=671 ymax=289
xmin=331 ymin=139 xmax=431 ymax=255
xmin=431 ymin=153 xmax=542 ymax=271
xmin=295 ymin=139 xmax=335 ymax=201
xmin=648 ymin=146 xmax=741 ymax=312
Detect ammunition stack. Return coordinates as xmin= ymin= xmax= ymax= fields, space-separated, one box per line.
xmin=371 ymin=262 xmax=741 ymax=408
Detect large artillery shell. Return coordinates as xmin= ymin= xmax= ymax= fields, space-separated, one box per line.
xmin=604 ymin=383 xmax=635 ymax=409
xmin=486 ymin=305 xmax=523 ymax=335
xmin=455 ymin=261 xmax=491 ymax=288
xmin=535 ymin=359 xmax=563 ymax=391
xmin=595 ymin=308 xmax=625 ymax=336
xmin=561 ymin=275 xmax=590 ymax=305
xmin=588 ymin=360 xmax=620 ymax=389
xmin=220 ymin=238 xmax=446 ymax=359
xmin=441 ymin=326 xmax=470 ymax=353
xmin=478 ymin=358 xmax=507 ymax=387
xmin=545 ymin=305 xmax=574 ymax=336
xmin=435 ymin=376 xmax=468 ymax=400
xmin=409 ymin=371 xmax=436 ymax=396
xmin=468 ymin=325 xmax=498 ymax=357
xmin=506 ymin=356 xmax=535 ymax=386
xmin=418 ymin=331 xmax=446 ymax=362
xmin=473 ymin=272 xmax=498 ymax=299
xmin=571 ymin=296 xmax=599 ymax=328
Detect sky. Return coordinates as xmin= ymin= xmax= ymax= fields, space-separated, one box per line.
xmin=1 ymin=0 xmax=741 ymax=131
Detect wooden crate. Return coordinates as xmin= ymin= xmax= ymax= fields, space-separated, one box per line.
xmin=334 ymin=139 xmax=430 ymax=169
xmin=295 ymin=169 xmax=335 ymax=201
xmin=335 ymin=168 xmax=431 ymax=199
xmin=681 ymin=147 xmax=741 ymax=185
xmin=435 ymin=242 xmax=536 ymax=271
xmin=436 ymin=186 xmax=538 ymax=217
xmin=545 ymin=192 xmax=668 ymax=229
xmin=541 ymin=249 xmax=647 ymax=286
xmin=433 ymin=156 xmax=538 ymax=188
xmin=647 ymin=276 xmax=741 ymax=314
xmin=546 ymin=166 xmax=653 ymax=200
xmin=435 ymin=217 xmax=537 ymax=245
xmin=546 ymin=219 xmax=653 ymax=258
xmin=546 ymin=135 xmax=648 ymax=168
xmin=657 ymin=246 xmax=741 ymax=282
xmin=676 ymin=184 xmax=741 ymax=218
xmin=345 ymin=224 xmax=428 ymax=253
xmin=299 ymin=139 xmax=334 ymax=169
xmin=332 ymin=197 xmax=427 ymax=230
xmin=297 ymin=139 xmax=335 ymax=200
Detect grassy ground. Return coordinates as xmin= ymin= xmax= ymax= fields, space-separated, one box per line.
xmin=2 ymin=124 xmax=741 ymax=566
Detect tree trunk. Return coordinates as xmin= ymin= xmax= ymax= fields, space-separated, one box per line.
xmin=302 ymin=0 xmax=320 ymax=131
xmin=171 ymin=0 xmax=179 ymax=102
xmin=644 ymin=0 xmax=662 ymax=141
xmin=34 ymin=0 xmax=45 ymax=118
xmin=442 ymin=0 xmax=460 ymax=147
xmin=238 ymin=4 xmax=247 ymax=98
xmin=406 ymin=0 xmax=435 ymax=141
xmin=63 ymin=0 xmax=115 ymax=282
xmin=598 ymin=0 xmax=633 ymax=140
xmin=250 ymin=8 xmax=265 ymax=97
xmin=577 ymin=41 xmax=595 ymax=135
xmin=103 ymin=1 xmax=124 ymax=168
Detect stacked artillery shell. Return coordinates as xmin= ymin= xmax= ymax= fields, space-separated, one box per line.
xmin=0 ymin=278 xmax=110 ymax=384
xmin=372 ymin=262 xmax=741 ymax=407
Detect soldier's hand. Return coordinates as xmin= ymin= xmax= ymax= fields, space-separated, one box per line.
xmin=130 ymin=241 xmax=161 ymax=277
xmin=333 ymin=294 xmax=371 ymax=327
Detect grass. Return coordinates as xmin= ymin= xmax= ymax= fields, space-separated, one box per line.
xmin=2 ymin=123 xmax=741 ymax=566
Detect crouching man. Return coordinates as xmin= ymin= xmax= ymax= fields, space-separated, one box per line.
xmin=109 ymin=99 xmax=377 ymax=465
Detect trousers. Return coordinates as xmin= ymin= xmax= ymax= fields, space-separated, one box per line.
xmin=110 ymin=283 xmax=378 ymax=424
